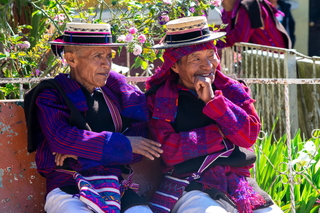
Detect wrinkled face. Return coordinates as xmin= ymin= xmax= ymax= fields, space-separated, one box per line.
xmin=171 ymin=48 xmax=220 ymax=89
xmin=65 ymin=46 xmax=113 ymax=93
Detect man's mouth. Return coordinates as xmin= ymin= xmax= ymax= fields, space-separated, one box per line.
xmin=197 ymin=73 xmax=214 ymax=77
xmin=98 ymin=73 xmax=109 ymax=77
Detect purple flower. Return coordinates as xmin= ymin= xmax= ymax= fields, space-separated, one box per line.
xmin=138 ymin=34 xmax=147 ymax=43
xmin=133 ymin=44 xmax=142 ymax=56
xmin=128 ymin=27 xmax=138 ymax=35
xmin=32 ymin=69 xmax=41 ymax=76
xmin=190 ymin=7 xmax=195 ymax=13
xmin=125 ymin=34 xmax=134 ymax=42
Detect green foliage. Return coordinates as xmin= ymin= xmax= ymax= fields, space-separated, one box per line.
xmin=0 ymin=0 xmax=225 ymax=99
xmin=102 ymin=0 xmax=223 ymax=68
xmin=252 ymin=127 xmax=320 ymax=212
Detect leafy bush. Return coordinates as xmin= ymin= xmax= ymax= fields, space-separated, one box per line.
xmin=252 ymin=127 xmax=320 ymax=212
xmin=0 ymin=0 xmax=223 ymax=99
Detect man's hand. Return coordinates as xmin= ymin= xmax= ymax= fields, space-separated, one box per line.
xmin=194 ymin=75 xmax=215 ymax=104
xmin=53 ymin=152 xmax=78 ymax=167
xmin=127 ymin=136 xmax=163 ymax=160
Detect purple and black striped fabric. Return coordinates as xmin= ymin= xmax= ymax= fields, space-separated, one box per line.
xmin=34 ymin=71 xmax=149 ymax=194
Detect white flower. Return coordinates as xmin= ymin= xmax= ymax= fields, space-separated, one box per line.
xmin=163 ymin=0 xmax=172 ymax=4
xmin=291 ymin=151 xmax=316 ymax=168
xmin=303 ymin=141 xmax=317 ymax=156
xmin=117 ymin=35 xmax=126 ymax=42
xmin=133 ymin=44 xmax=142 ymax=56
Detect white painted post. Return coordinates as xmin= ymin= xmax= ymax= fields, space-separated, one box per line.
xmin=284 ymin=49 xmax=299 ymax=136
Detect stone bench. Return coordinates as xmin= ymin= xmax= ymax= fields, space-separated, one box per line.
xmin=0 ymin=100 xmax=163 ymax=213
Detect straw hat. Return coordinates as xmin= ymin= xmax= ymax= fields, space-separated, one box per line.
xmin=50 ymin=22 xmax=126 ymax=57
xmin=152 ymin=16 xmax=226 ymax=49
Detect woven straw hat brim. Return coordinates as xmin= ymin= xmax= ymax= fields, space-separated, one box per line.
xmin=49 ymin=41 xmax=127 ymax=47
xmin=151 ymin=32 xmax=226 ymax=49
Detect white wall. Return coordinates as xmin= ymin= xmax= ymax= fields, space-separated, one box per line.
xmin=290 ymin=0 xmax=309 ymax=55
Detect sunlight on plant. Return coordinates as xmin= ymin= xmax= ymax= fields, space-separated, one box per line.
xmin=0 ymin=0 xmax=225 ymax=99
xmin=252 ymin=126 xmax=320 ymax=213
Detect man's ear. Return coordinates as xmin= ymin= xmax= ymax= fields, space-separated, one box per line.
xmin=64 ymin=52 xmax=77 ymax=68
xmin=171 ymin=62 xmax=179 ymax=74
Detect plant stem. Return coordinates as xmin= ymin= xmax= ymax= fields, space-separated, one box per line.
xmin=30 ymin=2 xmax=63 ymax=34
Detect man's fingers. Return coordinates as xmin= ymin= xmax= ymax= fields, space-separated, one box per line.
xmin=54 ymin=153 xmax=76 ymax=166
xmin=139 ymin=139 xmax=163 ymax=155
xmin=139 ymin=150 xmax=155 ymax=160
xmin=128 ymin=136 xmax=163 ymax=160
xmin=55 ymin=154 xmax=63 ymax=166
xmin=140 ymin=138 xmax=162 ymax=149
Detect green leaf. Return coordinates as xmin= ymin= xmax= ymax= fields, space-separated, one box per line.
xmin=0 ymin=53 xmax=7 ymax=59
xmin=18 ymin=52 xmax=27 ymax=56
xmin=0 ymin=90 xmax=5 ymax=100
xmin=141 ymin=60 xmax=148 ymax=70
xmin=132 ymin=56 xmax=143 ymax=69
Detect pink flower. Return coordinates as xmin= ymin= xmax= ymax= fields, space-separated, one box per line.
xmin=17 ymin=41 xmax=30 ymax=49
xmin=54 ymin=14 xmax=66 ymax=25
xmin=163 ymin=0 xmax=172 ymax=4
xmin=210 ymin=0 xmax=221 ymax=7
xmin=162 ymin=15 xmax=170 ymax=22
xmin=159 ymin=14 xmax=170 ymax=25
xmin=133 ymin=44 xmax=142 ymax=56
xmin=128 ymin=27 xmax=138 ymax=35
xmin=117 ymin=35 xmax=126 ymax=42
xmin=190 ymin=7 xmax=195 ymax=13
xmin=125 ymin=34 xmax=134 ymax=42
xmin=138 ymin=34 xmax=147 ymax=43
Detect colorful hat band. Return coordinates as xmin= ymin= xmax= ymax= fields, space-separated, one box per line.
xmin=165 ymin=28 xmax=210 ymax=44
xmin=63 ymin=31 xmax=113 ymax=44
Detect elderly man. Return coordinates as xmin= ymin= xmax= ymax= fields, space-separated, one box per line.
xmin=146 ymin=16 xmax=283 ymax=213
xmin=217 ymin=0 xmax=291 ymax=49
xmin=24 ymin=23 xmax=162 ymax=213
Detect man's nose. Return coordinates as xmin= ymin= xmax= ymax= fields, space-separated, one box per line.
xmin=101 ymin=58 xmax=111 ymax=69
xmin=201 ymin=58 xmax=214 ymax=70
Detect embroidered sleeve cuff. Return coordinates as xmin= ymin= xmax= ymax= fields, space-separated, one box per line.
xmin=78 ymin=132 xmax=133 ymax=170
xmin=203 ymin=90 xmax=228 ymax=119
xmin=101 ymin=132 xmax=133 ymax=164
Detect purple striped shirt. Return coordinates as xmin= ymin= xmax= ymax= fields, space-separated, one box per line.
xmin=35 ymin=72 xmax=149 ymax=194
